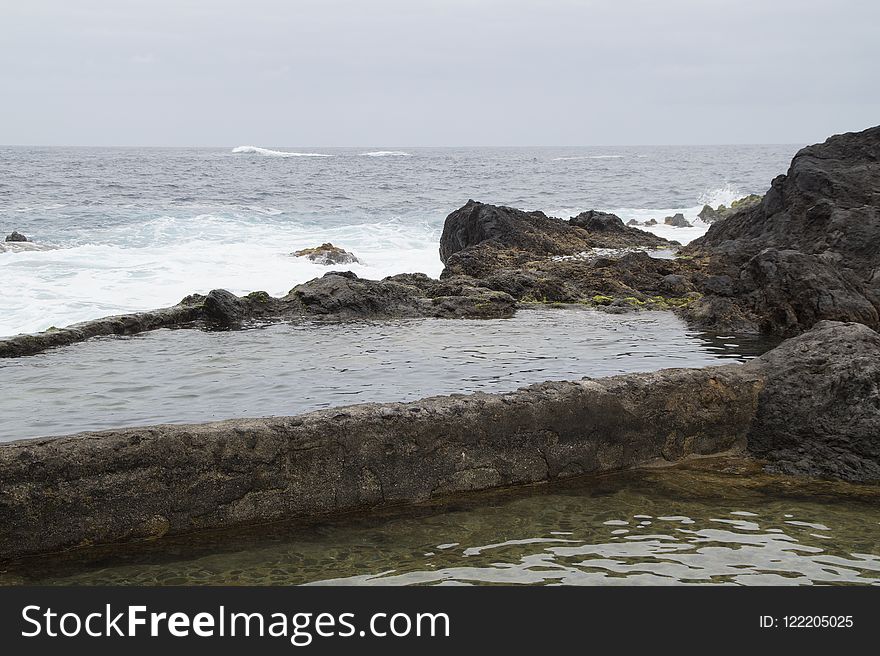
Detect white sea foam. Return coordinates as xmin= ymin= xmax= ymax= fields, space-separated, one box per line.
xmin=359 ymin=151 xmax=412 ymax=157
xmin=697 ymin=182 xmax=745 ymax=209
xmin=231 ymin=145 xmax=332 ymax=158
xmin=548 ymin=185 xmax=756 ymax=246
xmin=0 ymin=184 xmax=761 ymax=337
xmin=0 ymin=215 xmax=442 ymax=337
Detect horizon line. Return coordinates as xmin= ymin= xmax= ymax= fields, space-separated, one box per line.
xmin=0 ymin=142 xmax=806 ymax=149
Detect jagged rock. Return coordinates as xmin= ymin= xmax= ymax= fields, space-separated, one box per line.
xmin=439 ymin=200 xmax=678 ymax=304
xmin=627 ymin=219 xmax=640 ymax=226
xmin=286 ymin=271 xmax=515 ymax=320
xmin=692 ymin=126 xmax=880 ymax=285
xmin=683 ymin=125 xmax=880 ymax=335
xmin=4 ymin=231 xmax=28 ymax=242
xmin=292 ymin=243 xmax=360 ymax=266
xmin=645 ymin=218 xmax=658 ymax=226
xmin=439 ymin=200 xmax=594 ymax=263
xmin=664 ymin=213 xmax=692 ymax=228
xmin=203 ymin=289 xmax=246 ymax=325
xmin=569 ymin=210 xmax=627 ymax=232
xmin=741 ymin=249 xmax=878 ymax=336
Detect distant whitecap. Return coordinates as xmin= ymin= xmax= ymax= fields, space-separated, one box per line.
xmin=231 ymin=145 xmax=331 ymax=158
xmin=359 ymin=150 xmax=412 ymax=157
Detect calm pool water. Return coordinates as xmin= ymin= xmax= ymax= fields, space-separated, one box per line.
xmin=0 ymin=308 xmax=775 ymax=441
xmin=3 ymin=459 xmax=878 ymax=586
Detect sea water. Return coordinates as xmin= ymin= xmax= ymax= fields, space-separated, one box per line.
xmin=0 ymin=308 xmax=776 ymax=441
xmin=0 ymin=144 xmax=799 ymax=337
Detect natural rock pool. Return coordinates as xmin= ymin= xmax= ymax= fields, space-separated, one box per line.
xmin=4 ymin=459 xmax=878 ymax=586
xmin=0 ymin=308 xmax=775 ymax=442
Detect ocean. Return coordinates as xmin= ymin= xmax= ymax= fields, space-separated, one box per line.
xmin=0 ymin=144 xmax=800 ymax=338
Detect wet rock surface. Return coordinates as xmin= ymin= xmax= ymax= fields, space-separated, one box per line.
xmin=5 ymin=231 xmax=28 ymax=242
xmin=292 ymin=242 xmax=360 ymax=266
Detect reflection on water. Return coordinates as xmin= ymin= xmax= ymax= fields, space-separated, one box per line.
xmin=4 ymin=460 xmax=878 ymax=586
xmin=0 ymin=308 xmax=777 ymax=441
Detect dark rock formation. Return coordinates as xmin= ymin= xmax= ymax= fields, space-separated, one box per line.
xmin=741 ymin=249 xmax=878 ymax=335
xmin=293 ymin=242 xmax=360 ymax=266
xmin=0 ymin=362 xmax=761 ymax=559
xmin=286 ymin=271 xmax=514 ymax=320
xmin=4 ymin=231 xmax=28 ymax=242
xmin=745 ymin=321 xmax=880 ymax=482
xmin=438 ymin=200 xmax=684 ymax=307
xmin=627 ymin=219 xmax=640 ymax=226
xmin=439 ymin=200 xmax=670 ymax=267
xmin=569 ymin=210 xmax=627 ymax=232
xmin=0 ymin=274 xmax=514 ymax=358
xmin=203 ymin=289 xmax=246 ymax=325
xmin=439 ymin=200 xmax=594 ymax=263
xmin=682 ymin=125 xmax=880 ymax=335
xmin=696 ymin=127 xmax=880 ymax=281
xmin=664 ymin=213 xmax=692 ymax=228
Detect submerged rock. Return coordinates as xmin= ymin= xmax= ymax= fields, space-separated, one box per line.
xmin=4 ymin=231 xmax=28 ymax=242
xmin=293 ymin=242 xmax=360 ymax=266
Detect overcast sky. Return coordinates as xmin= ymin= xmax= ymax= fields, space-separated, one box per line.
xmin=2 ymin=0 xmax=878 ymax=146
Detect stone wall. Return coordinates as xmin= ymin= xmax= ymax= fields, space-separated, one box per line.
xmin=0 ymin=365 xmax=760 ymax=560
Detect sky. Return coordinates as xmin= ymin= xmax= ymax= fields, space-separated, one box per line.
xmin=1 ymin=0 xmax=878 ymax=146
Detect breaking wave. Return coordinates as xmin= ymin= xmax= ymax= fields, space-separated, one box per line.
xmin=231 ymin=146 xmax=332 ymax=158
xmin=359 ymin=151 xmax=412 ymax=157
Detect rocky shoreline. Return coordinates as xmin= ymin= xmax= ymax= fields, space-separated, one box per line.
xmin=1 ymin=125 xmax=878 ymax=560
xmin=3 ymin=127 xmax=879 ymax=358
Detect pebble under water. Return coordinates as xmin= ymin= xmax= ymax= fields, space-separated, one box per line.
xmin=0 ymin=308 xmax=776 ymax=441
xmin=4 ymin=460 xmax=878 ymax=586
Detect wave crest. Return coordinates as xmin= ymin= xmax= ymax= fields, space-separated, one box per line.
xmin=231 ymin=146 xmax=331 ymax=158
xmin=698 ymin=183 xmax=745 ymax=208
xmin=359 ymin=151 xmax=412 ymax=157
